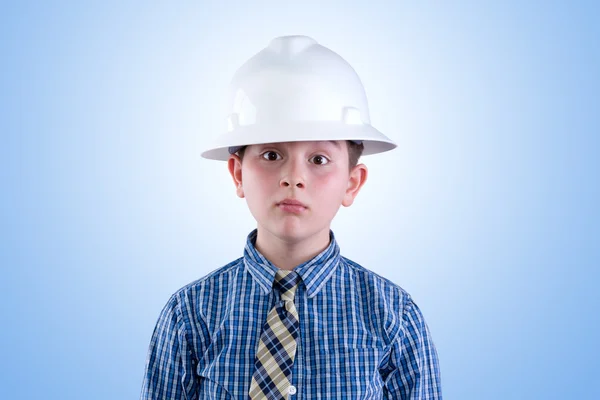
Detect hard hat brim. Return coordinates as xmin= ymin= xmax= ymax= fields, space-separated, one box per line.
xmin=200 ymin=122 xmax=397 ymax=161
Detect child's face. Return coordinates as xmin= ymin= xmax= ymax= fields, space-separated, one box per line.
xmin=227 ymin=140 xmax=367 ymax=243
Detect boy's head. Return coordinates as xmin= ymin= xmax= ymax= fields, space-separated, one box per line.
xmin=227 ymin=139 xmax=368 ymax=243
xmin=200 ymin=35 xmax=397 ymax=244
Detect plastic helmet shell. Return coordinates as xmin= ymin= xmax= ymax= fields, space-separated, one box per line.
xmin=201 ymin=35 xmax=396 ymax=161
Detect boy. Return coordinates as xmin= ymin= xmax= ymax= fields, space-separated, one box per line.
xmin=141 ymin=35 xmax=442 ymax=399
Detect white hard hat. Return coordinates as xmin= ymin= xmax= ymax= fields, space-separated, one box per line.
xmin=200 ymin=35 xmax=397 ymax=161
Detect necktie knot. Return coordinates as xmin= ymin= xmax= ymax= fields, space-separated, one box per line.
xmin=274 ymin=270 xmax=300 ymax=302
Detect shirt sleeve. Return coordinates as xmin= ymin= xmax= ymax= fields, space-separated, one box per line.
xmin=140 ymin=293 xmax=198 ymax=400
xmin=382 ymin=295 xmax=443 ymax=399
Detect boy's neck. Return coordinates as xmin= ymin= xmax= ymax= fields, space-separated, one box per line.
xmin=254 ymin=226 xmax=331 ymax=271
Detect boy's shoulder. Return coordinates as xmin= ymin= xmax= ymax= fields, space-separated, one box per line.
xmin=172 ymin=256 xmax=245 ymax=296
xmin=340 ymin=255 xmax=412 ymax=299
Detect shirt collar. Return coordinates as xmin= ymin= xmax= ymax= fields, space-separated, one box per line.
xmin=243 ymin=228 xmax=341 ymax=298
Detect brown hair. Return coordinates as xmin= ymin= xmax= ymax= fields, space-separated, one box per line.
xmin=236 ymin=141 xmax=364 ymax=171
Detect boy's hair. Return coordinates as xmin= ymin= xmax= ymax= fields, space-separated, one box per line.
xmin=236 ymin=141 xmax=365 ymax=170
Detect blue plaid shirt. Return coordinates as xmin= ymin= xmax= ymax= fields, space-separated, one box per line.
xmin=141 ymin=229 xmax=442 ymax=399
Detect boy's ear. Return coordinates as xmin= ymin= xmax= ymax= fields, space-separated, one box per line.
xmin=342 ymin=163 xmax=368 ymax=207
xmin=227 ymin=154 xmax=245 ymax=198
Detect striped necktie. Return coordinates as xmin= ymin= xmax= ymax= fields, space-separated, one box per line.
xmin=249 ymin=270 xmax=301 ymax=400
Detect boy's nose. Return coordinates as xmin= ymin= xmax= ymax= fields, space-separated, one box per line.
xmin=279 ymin=159 xmax=306 ymax=189
xmin=280 ymin=176 xmax=305 ymax=189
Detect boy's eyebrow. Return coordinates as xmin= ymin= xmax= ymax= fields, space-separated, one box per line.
xmin=264 ymin=141 xmax=341 ymax=149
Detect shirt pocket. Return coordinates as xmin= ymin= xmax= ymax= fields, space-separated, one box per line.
xmin=307 ymin=346 xmax=384 ymax=399
xmin=311 ymin=345 xmax=382 ymax=376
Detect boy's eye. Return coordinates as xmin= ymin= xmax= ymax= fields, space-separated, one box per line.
xmin=261 ymin=151 xmax=282 ymax=161
xmin=310 ymin=155 xmax=329 ymax=165
xmin=260 ymin=151 xmax=329 ymax=165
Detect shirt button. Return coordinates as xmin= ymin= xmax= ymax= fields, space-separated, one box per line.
xmin=288 ymin=385 xmax=297 ymax=395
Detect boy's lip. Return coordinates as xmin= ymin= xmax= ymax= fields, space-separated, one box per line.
xmin=277 ymin=198 xmax=307 ymax=208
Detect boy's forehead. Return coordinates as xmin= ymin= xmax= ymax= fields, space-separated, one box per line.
xmin=251 ymin=140 xmax=343 ymax=149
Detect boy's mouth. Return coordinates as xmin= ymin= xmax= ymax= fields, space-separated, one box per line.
xmin=277 ymin=198 xmax=308 ymax=208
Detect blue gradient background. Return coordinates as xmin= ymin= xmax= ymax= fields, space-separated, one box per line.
xmin=2 ymin=1 xmax=598 ymax=399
